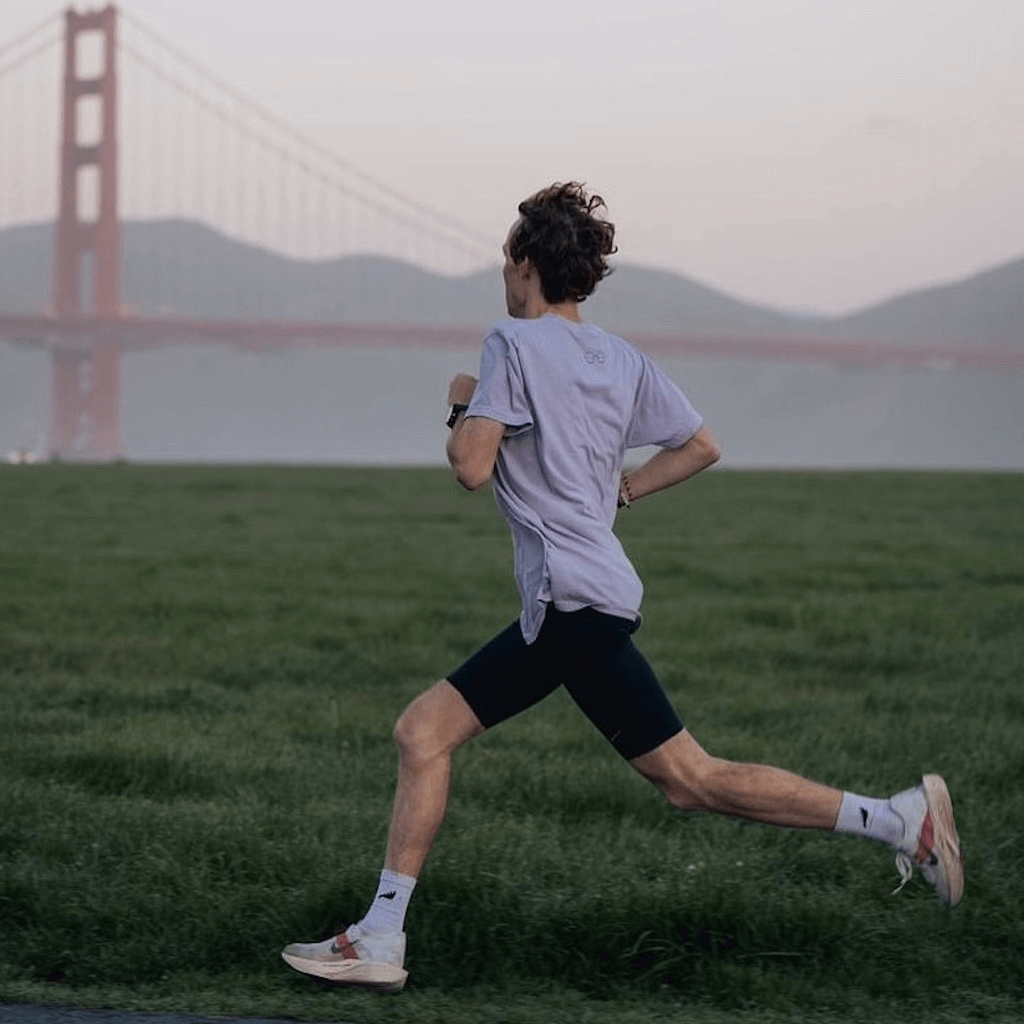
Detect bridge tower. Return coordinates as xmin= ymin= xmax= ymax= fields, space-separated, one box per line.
xmin=50 ymin=4 xmax=122 ymax=460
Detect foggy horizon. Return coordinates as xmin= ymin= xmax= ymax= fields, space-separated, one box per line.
xmin=0 ymin=1 xmax=1021 ymax=315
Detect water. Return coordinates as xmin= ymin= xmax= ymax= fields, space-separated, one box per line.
xmin=2 ymin=340 xmax=1022 ymax=468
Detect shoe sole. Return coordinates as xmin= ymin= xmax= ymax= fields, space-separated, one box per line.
xmin=922 ymin=773 xmax=964 ymax=907
xmin=281 ymin=951 xmax=408 ymax=992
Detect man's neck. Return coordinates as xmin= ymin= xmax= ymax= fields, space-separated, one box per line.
xmin=523 ymin=294 xmax=582 ymax=323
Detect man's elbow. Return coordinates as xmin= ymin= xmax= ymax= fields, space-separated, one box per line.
xmin=455 ymin=466 xmax=491 ymax=491
xmin=702 ymin=437 xmax=723 ymax=468
xmin=447 ymin=416 xmax=504 ymax=491
xmin=451 ymin=456 xmax=493 ymax=491
xmin=691 ymin=428 xmax=722 ymax=469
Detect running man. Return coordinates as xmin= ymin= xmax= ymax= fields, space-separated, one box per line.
xmin=282 ymin=182 xmax=963 ymax=992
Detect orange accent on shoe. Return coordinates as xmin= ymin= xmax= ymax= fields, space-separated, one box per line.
xmin=331 ymin=934 xmax=360 ymax=959
xmin=916 ymin=812 xmax=935 ymax=863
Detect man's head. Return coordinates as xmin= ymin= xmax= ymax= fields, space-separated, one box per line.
xmin=503 ymin=182 xmax=616 ymax=313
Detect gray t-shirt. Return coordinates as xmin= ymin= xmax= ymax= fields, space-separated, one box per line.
xmin=466 ymin=314 xmax=704 ymax=643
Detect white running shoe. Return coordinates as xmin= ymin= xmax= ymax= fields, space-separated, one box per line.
xmin=281 ymin=923 xmax=408 ymax=991
xmin=889 ymin=774 xmax=964 ymax=907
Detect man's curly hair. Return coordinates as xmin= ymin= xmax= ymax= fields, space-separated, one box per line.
xmin=508 ymin=182 xmax=617 ymax=304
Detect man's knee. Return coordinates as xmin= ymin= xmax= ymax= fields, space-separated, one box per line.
xmin=393 ymin=689 xmax=439 ymax=761
xmin=632 ymin=729 xmax=719 ymax=812
xmin=393 ymin=679 xmax=482 ymax=763
xmin=662 ymin=756 xmax=720 ymax=812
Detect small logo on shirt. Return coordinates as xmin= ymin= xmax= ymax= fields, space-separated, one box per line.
xmin=584 ymin=350 xmax=605 ymax=365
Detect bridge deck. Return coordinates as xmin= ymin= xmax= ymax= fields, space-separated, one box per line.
xmin=1 ymin=313 xmax=1021 ymax=370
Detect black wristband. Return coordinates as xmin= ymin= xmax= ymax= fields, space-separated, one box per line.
xmin=446 ymin=403 xmax=469 ymax=429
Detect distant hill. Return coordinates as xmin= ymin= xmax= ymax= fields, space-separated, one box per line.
xmin=0 ymin=220 xmax=498 ymax=326
xmin=0 ymin=223 xmax=51 ymax=315
xmin=1 ymin=219 xmax=1021 ymax=348
xmin=588 ymin=263 xmax=805 ymax=338
xmin=820 ymin=257 xmax=1024 ymax=349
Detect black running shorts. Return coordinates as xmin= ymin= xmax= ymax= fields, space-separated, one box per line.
xmin=447 ymin=605 xmax=683 ymax=760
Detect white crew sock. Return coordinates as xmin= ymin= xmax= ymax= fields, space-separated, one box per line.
xmin=834 ymin=791 xmax=905 ymax=846
xmin=358 ymin=869 xmax=417 ymax=937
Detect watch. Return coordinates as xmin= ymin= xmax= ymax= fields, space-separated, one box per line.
xmin=446 ymin=403 xmax=469 ymax=429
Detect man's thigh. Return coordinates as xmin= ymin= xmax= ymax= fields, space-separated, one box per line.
xmin=447 ymin=618 xmax=563 ymax=729
xmin=553 ymin=609 xmax=684 ymax=761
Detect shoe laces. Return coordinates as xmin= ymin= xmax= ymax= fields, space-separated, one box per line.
xmin=891 ymin=851 xmax=914 ymax=896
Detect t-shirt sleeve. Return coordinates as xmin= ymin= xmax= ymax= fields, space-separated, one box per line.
xmin=465 ymin=328 xmax=533 ymax=434
xmin=625 ymin=355 xmax=704 ymax=449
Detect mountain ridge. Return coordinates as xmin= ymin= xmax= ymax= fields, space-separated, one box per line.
xmin=1 ymin=220 xmax=1020 ymax=348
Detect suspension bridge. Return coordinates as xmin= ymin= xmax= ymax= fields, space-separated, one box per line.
xmin=0 ymin=5 xmax=1020 ymax=461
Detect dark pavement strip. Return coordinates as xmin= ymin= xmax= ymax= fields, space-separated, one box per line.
xmin=0 ymin=1007 xmax=353 ymax=1024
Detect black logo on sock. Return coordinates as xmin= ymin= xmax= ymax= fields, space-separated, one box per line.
xmin=379 ymin=890 xmax=397 ymax=900
xmin=860 ymin=807 xmax=869 ymax=828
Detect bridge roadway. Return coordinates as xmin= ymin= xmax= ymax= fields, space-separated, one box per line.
xmin=2 ymin=314 xmax=1022 ymax=371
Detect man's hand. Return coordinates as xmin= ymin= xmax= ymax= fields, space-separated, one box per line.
xmin=620 ymin=426 xmax=722 ymax=504
xmin=448 ymin=373 xmax=478 ymax=406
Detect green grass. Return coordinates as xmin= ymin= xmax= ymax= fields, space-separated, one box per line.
xmin=1 ymin=465 xmax=1022 ymax=1024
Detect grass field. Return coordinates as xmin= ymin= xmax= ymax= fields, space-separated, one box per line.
xmin=0 ymin=464 xmax=1022 ymax=1024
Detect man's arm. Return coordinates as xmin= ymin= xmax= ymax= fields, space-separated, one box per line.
xmin=445 ymin=372 xmax=506 ymax=491
xmin=620 ymin=425 xmax=721 ymax=505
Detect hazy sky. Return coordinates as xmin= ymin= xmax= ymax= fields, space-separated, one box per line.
xmin=3 ymin=0 xmax=1023 ymax=313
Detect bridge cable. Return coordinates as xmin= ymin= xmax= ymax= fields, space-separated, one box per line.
xmin=119 ymin=36 xmax=491 ymax=263
xmin=119 ymin=9 xmax=492 ymax=257
xmin=0 ymin=10 xmax=60 ymax=63
xmin=0 ymin=26 xmax=61 ymax=84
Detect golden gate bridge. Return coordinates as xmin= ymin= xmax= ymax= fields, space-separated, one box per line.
xmin=0 ymin=5 xmax=1020 ymax=461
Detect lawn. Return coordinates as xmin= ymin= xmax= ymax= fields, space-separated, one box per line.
xmin=1 ymin=465 xmax=1022 ymax=1024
